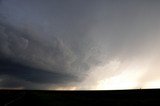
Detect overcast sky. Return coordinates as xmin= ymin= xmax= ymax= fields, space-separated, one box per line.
xmin=0 ymin=0 xmax=160 ymax=90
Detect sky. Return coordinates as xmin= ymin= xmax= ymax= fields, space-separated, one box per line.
xmin=0 ymin=0 xmax=160 ymax=90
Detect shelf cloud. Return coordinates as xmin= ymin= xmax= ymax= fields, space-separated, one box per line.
xmin=0 ymin=0 xmax=160 ymax=90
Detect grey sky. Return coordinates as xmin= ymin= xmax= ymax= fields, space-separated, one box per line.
xmin=0 ymin=0 xmax=160 ymax=89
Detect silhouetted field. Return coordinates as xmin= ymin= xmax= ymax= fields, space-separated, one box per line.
xmin=0 ymin=89 xmax=160 ymax=106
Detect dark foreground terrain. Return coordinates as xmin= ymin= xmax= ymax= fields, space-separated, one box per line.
xmin=0 ymin=89 xmax=160 ymax=106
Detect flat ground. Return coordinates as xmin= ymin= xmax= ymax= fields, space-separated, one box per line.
xmin=0 ymin=89 xmax=160 ymax=106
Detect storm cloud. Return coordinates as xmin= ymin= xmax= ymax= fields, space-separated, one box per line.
xmin=0 ymin=0 xmax=102 ymax=89
xmin=1 ymin=0 xmax=160 ymax=90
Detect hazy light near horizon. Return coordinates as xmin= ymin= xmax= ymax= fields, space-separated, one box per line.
xmin=52 ymin=54 xmax=160 ymax=90
xmin=80 ymin=52 xmax=160 ymax=90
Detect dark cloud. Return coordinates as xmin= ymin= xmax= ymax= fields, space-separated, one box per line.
xmin=0 ymin=0 xmax=101 ymax=89
xmin=0 ymin=58 xmax=77 ymax=84
xmin=0 ymin=21 xmax=93 ymax=89
xmin=0 ymin=21 xmax=81 ymax=89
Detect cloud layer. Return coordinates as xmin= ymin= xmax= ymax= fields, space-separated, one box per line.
xmin=1 ymin=0 xmax=160 ymax=89
xmin=0 ymin=0 xmax=102 ymax=89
